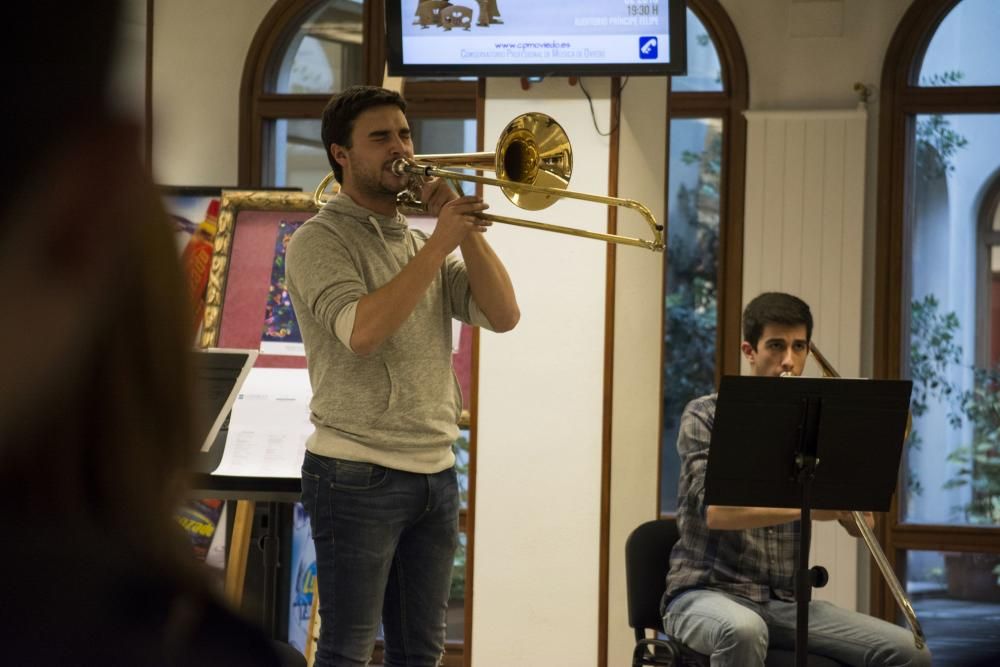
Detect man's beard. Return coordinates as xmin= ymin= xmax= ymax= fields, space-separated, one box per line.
xmin=353 ymin=159 xmax=406 ymax=199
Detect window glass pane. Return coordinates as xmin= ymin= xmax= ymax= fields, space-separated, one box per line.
xmin=411 ymin=117 xmax=476 ymax=155
xmin=906 ymin=549 xmax=1000 ymax=664
xmin=661 ymin=117 xmax=722 ymax=513
xmin=410 ymin=117 xmax=478 ymax=196
xmin=905 ymin=113 xmax=1000 ymax=526
xmin=270 ymin=117 xmax=478 ymax=195
xmin=271 ymin=119 xmax=328 ymax=193
xmin=275 ymin=0 xmax=364 ymax=94
xmin=670 ymin=8 xmax=723 ymax=92
xmin=919 ymin=0 xmax=1000 ymax=87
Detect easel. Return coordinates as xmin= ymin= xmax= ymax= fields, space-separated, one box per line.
xmin=224 ymin=499 xmax=257 ymax=608
xmin=705 ymin=374 xmax=911 ymax=667
xmin=305 ymin=593 xmax=321 ymax=666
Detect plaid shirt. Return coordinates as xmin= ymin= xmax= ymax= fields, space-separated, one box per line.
xmin=664 ymin=394 xmax=799 ymax=606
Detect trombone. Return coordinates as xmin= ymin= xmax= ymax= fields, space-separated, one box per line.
xmin=807 ymin=342 xmax=926 ymax=650
xmin=313 ymin=112 xmax=665 ymax=252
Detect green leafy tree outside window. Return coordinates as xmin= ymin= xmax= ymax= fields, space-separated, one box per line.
xmin=909 ymin=295 xmax=1000 ymax=526
xmin=664 ymin=133 xmax=721 ymax=430
xmin=916 ymin=71 xmax=969 ymax=182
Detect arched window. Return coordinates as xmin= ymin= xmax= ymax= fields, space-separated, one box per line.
xmin=876 ymin=0 xmax=1000 ymax=660
xmin=238 ymin=0 xmax=371 ymax=189
xmin=239 ymin=0 xmax=477 ymax=190
xmin=660 ymin=0 xmax=747 ymax=514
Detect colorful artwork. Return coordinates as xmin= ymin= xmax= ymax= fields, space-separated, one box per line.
xmin=162 ymin=191 xmax=220 ymax=255
xmin=288 ymin=502 xmax=317 ymax=653
xmin=208 ymin=191 xmax=314 ymax=368
xmin=261 ymin=220 xmax=304 ymax=354
xmin=162 ymin=189 xmax=224 ymax=341
xmin=175 ymin=498 xmax=226 ymax=563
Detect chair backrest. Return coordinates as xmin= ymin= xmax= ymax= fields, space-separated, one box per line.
xmin=625 ymin=519 xmax=679 ymax=637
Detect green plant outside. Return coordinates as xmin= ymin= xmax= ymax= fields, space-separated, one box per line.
xmin=916 ymin=71 xmax=969 ymax=183
xmin=909 ymin=295 xmax=1000 ymax=527
xmin=664 ymin=132 xmax=721 ymax=432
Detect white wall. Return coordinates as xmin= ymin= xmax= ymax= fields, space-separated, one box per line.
xmin=152 ymin=0 xmax=274 ymax=185
xmin=474 ymin=76 xmax=669 ymax=667
xmin=474 ymin=76 xmax=611 ymax=667
xmin=606 ymin=76 xmax=668 ymax=665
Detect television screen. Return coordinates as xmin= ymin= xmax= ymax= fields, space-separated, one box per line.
xmin=386 ymin=0 xmax=686 ymax=77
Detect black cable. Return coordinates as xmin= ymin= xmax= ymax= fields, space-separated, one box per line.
xmin=578 ymin=76 xmax=630 ymax=136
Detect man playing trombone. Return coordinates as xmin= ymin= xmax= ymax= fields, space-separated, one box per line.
xmin=663 ymin=292 xmax=931 ymax=666
xmin=286 ymin=85 xmax=519 ymax=667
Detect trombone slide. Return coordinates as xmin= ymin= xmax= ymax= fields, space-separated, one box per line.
xmin=807 ymin=342 xmax=926 ymax=650
xmin=394 ymin=160 xmax=665 ymax=252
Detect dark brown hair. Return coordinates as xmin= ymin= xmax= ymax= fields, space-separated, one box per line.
xmin=742 ymin=292 xmax=813 ymax=349
xmin=321 ymin=85 xmax=407 ymax=183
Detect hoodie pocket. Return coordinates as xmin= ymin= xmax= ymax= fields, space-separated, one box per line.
xmin=374 ymin=357 xmax=461 ymax=432
xmin=321 ymin=358 xmax=392 ymax=431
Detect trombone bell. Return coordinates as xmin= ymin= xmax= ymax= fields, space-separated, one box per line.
xmin=494 ymin=113 xmax=572 ymax=211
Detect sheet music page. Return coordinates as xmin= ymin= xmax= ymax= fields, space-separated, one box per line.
xmin=212 ymin=368 xmax=313 ymax=478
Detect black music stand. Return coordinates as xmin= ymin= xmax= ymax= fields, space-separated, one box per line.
xmin=704 ymin=375 xmax=912 ymax=667
xmin=191 ymin=348 xmax=300 ymax=637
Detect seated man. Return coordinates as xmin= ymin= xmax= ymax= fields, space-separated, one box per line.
xmin=662 ymin=292 xmax=931 ymax=667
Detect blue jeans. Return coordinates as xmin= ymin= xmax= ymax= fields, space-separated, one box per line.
xmin=300 ymin=451 xmax=459 ymax=667
xmin=663 ymin=589 xmax=931 ymax=667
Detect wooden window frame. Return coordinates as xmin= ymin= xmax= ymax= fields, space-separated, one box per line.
xmin=874 ymin=0 xmax=1000 ymax=622
xmin=658 ymin=0 xmax=748 ymax=518
xmin=238 ymin=0 xmax=475 ymax=187
xmin=975 ymin=178 xmax=1000 ymax=367
xmin=669 ymin=0 xmax=748 ymax=385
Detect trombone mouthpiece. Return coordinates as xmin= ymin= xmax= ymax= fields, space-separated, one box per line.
xmin=391 ymin=159 xmax=410 ymax=176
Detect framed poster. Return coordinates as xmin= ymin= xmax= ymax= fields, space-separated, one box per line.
xmin=201 ymin=189 xmax=316 ymax=368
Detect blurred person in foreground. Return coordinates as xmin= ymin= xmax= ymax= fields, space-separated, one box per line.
xmin=0 ymin=2 xmax=284 ymax=665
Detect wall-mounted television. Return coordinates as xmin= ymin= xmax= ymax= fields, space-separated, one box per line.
xmin=386 ymin=1 xmax=686 ymax=78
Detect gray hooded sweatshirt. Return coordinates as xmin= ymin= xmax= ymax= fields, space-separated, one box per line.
xmin=285 ymin=193 xmax=492 ymax=474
